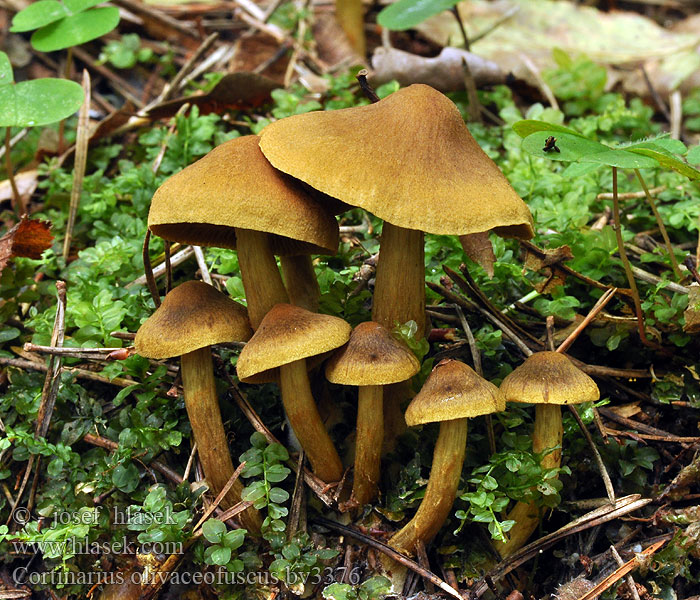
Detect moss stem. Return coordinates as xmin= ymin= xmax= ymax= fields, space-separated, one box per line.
xmin=180 ymin=347 xmax=261 ymax=534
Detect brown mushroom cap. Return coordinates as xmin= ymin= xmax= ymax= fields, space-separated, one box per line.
xmin=148 ymin=135 xmax=339 ymax=255
xmin=236 ymin=303 xmax=351 ymax=382
xmin=135 ymin=280 xmax=252 ymax=359
xmin=325 ymin=321 xmax=420 ymax=386
xmin=500 ymin=351 xmax=600 ymax=406
xmin=259 ymin=84 xmax=533 ymax=239
xmin=405 ymin=359 xmax=505 ymax=426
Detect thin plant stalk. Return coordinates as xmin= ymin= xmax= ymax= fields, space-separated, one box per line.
xmin=63 ymin=69 xmax=90 ymax=261
xmin=5 ymin=128 xmax=21 ymax=214
xmin=611 ymin=167 xmax=657 ymax=349
xmin=634 ymin=169 xmax=682 ymax=280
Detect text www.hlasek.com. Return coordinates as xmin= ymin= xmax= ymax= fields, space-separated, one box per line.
xmin=11 ymin=537 xmax=183 ymax=557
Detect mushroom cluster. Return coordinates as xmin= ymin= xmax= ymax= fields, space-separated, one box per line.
xmin=134 ymin=82 xmax=537 ymax=562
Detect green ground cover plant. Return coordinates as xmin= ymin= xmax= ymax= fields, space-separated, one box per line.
xmin=0 ymin=43 xmax=699 ymax=599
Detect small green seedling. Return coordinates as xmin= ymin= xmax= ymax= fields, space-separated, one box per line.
xmin=0 ymin=51 xmax=83 ymax=213
xmin=201 ymin=519 xmax=247 ymax=572
xmin=514 ymin=118 xmax=700 ymax=347
xmin=10 ymin=0 xmax=120 ymax=52
xmin=0 ymin=52 xmax=83 ymax=128
xmin=513 ymin=119 xmax=700 ymax=180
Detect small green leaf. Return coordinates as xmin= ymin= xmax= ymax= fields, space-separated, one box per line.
xmin=31 ymin=7 xmax=120 ymax=52
xmin=0 ymin=327 xmax=20 ymax=343
xmin=0 ymin=78 xmax=83 ymax=127
xmin=512 ymin=119 xmax=581 ymax=139
xmin=687 ymin=145 xmax=700 ymax=164
xmin=626 ymin=147 xmax=700 ymax=181
xmin=10 ymin=0 xmax=68 ymax=32
xmin=64 ymin=0 xmax=106 ymax=13
xmin=377 ymin=0 xmax=459 ymax=31
xmin=0 ymin=52 xmax=13 ymax=84
xmin=268 ymin=487 xmax=289 ymax=504
xmin=111 ymin=463 xmax=139 ymax=493
xmin=223 ymin=528 xmax=246 ymax=550
xmin=205 ymin=545 xmax=232 ymax=566
xmin=521 ymin=131 xmax=608 ymax=162
xmin=201 ymin=519 xmax=226 ymax=543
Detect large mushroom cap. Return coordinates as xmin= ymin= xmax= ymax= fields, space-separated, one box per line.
xmin=325 ymin=321 xmax=420 ymax=386
xmin=135 ymin=280 xmax=252 ymax=359
xmin=259 ymin=84 xmax=533 ymax=239
xmin=148 ymin=135 xmax=339 ymax=255
xmin=500 ymin=351 xmax=600 ymax=405
xmin=405 ymin=359 xmax=505 ymax=426
xmin=236 ymin=303 xmax=351 ymax=382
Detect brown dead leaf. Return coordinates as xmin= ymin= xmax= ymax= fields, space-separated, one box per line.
xmin=459 ymin=232 xmax=496 ymax=277
xmin=0 ymin=216 xmax=53 ymax=273
xmin=523 ymin=244 xmax=574 ymax=293
xmin=370 ymin=46 xmax=505 ymax=92
xmin=146 ymin=72 xmax=278 ymax=120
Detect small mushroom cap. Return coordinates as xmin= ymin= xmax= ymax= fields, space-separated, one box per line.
xmin=259 ymin=84 xmax=533 ymax=239
xmin=148 ymin=135 xmax=339 ymax=255
xmin=405 ymin=359 xmax=505 ymax=426
xmin=500 ymin=351 xmax=600 ymax=405
xmin=135 ymin=280 xmax=252 ymax=359
xmin=325 ymin=321 xmax=420 ymax=386
xmin=236 ymin=304 xmax=351 ymax=382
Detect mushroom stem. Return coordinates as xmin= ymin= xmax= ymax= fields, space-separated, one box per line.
xmin=279 ymin=358 xmax=344 ymax=483
xmin=372 ymin=224 xmax=425 ymax=453
xmin=389 ymin=418 xmax=467 ymax=555
xmin=352 ymin=385 xmax=384 ymax=505
xmin=236 ymin=227 xmax=289 ymax=329
xmin=493 ymin=404 xmax=562 ymax=558
xmin=180 ymin=347 xmax=262 ymax=534
xmin=280 ymin=254 xmax=320 ymax=312
xmin=372 ymin=223 xmax=425 ymax=335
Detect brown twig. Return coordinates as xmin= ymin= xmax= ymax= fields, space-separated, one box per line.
xmin=454 ymin=304 xmax=494 ymax=454
xmin=0 ymin=356 xmax=137 ymax=388
xmin=314 ymin=517 xmax=464 ymax=600
xmin=611 ymin=168 xmax=659 ymax=350
xmin=356 ymin=69 xmax=380 ymax=103
xmin=127 ymin=245 xmax=193 ymax=289
xmin=219 ymin=364 xmax=337 ymax=508
xmin=427 ymin=281 xmax=535 ymax=357
xmin=556 ymin=287 xmax=618 ymax=353
xmin=468 ymin=495 xmax=653 ymax=597
xmin=142 ymin=229 xmax=161 ymax=307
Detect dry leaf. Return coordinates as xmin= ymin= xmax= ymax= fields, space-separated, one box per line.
xmin=415 ymin=0 xmax=700 ymax=97
xmin=523 ymin=244 xmax=574 ymax=293
xmin=0 ymin=170 xmax=38 ymax=204
xmin=371 ymin=46 xmax=505 ymax=92
xmin=146 ymin=72 xmax=277 ymax=120
xmin=459 ymin=232 xmax=496 ymax=277
xmin=0 ymin=216 xmax=53 ymax=273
